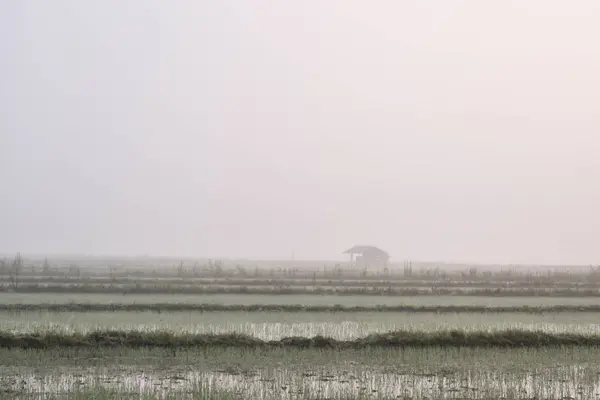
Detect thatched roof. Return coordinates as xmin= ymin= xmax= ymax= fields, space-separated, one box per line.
xmin=343 ymin=245 xmax=389 ymax=257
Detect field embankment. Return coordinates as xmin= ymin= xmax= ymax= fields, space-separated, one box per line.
xmin=6 ymin=275 xmax=600 ymax=289
xmin=3 ymin=283 xmax=600 ymax=297
xmin=4 ymin=329 xmax=600 ymax=349
xmin=6 ymin=302 xmax=600 ymax=313
xmin=7 ymin=292 xmax=600 ymax=307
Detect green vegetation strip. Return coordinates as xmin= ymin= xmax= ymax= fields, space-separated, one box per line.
xmin=5 ymin=276 xmax=600 ymax=289
xmin=3 ymin=303 xmax=600 ymax=313
xmin=3 ymin=285 xmax=600 ymax=296
xmin=2 ymin=329 xmax=600 ymax=349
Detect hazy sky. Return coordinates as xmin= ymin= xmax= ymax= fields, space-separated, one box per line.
xmin=2 ymin=1 xmax=600 ymax=265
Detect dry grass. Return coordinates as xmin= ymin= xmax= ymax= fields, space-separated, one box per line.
xmin=7 ymin=275 xmax=600 ymax=289
xmin=4 ymin=302 xmax=600 ymax=313
xmin=3 ymin=283 xmax=600 ymax=297
xmin=3 ymin=329 xmax=600 ymax=349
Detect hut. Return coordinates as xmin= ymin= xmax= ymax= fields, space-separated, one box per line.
xmin=343 ymin=245 xmax=390 ymax=268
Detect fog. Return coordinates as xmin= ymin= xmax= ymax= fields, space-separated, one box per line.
xmin=1 ymin=1 xmax=599 ymax=265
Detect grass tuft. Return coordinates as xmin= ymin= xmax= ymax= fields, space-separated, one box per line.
xmin=4 ymin=303 xmax=600 ymax=313
xmin=1 ymin=329 xmax=600 ymax=349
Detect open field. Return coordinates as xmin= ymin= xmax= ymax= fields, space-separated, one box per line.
xmin=5 ymin=255 xmax=600 ymax=294
xmin=5 ymin=257 xmax=600 ymax=398
xmin=9 ymin=275 xmax=600 ymax=289
xmin=3 ymin=310 xmax=600 ymax=338
xmin=5 ymin=283 xmax=600 ymax=296
xmin=3 ymin=254 xmax=599 ymax=282
xmin=9 ymin=292 xmax=600 ymax=307
xmin=3 ymin=346 xmax=600 ymax=398
xmin=7 ymin=302 xmax=600 ymax=313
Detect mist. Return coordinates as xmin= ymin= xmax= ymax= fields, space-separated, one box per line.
xmin=1 ymin=1 xmax=600 ymax=265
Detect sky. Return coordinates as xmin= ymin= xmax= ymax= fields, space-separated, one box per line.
xmin=1 ymin=1 xmax=600 ymax=265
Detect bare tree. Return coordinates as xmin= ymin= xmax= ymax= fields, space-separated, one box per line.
xmin=10 ymin=253 xmax=23 ymax=289
xmin=69 ymin=264 xmax=81 ymax=279
xmin=43 ymin=257 xmax=51 ymax=274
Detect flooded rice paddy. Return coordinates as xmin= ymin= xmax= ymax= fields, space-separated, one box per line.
xmin=3 ymin=310 xmax=600 ymax=339
xmin=5 ymin=292 xmax=600 ymax=307
xmin=2 ymin=347 xmax=600 ymax=399
xmin=3 ymin=292 xmax=600 ymax=399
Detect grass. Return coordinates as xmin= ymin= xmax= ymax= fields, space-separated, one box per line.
xmin=20 ymin=389 xmax=224 ymax=400
xmin=6 ymin=309 xmax=600 ymax=339
xmin=8 ymin=292 xmax=600 ymax=307
xmin=3 ymin=346 xmax=600 ymax=399
xmin=4 ymin=328 xmax=600 ymax=349
xmin=6 ymin=260 xmax=600 ymax=398
xmin=4 ymin=283 xmax=600 ymax=296
xmin=2 ymin=380 xmax=238 ymax=400
xmin=3 ymin=344 xmax=600 ymax=369
xmin=8 ymin=275 xmax=600 ymax=289
xmin=5 ymin=302 xmax=600 ymax=313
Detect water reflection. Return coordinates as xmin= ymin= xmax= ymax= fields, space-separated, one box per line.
xmin=1 ymin=364 xmax=599 ymax=399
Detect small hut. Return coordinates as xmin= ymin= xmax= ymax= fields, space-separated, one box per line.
xmin=343 ymin=245 xmax=390 ymax=268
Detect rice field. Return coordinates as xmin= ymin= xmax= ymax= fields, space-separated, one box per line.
xmin=3 ymin=310 xmax=600 ymax=339
xmin=5 ymin=283 xmax=600 ymax=297
xmin=7 ymin=292 xmax=600 ymax=307
xmin=4 ymin=290 xmax=600 ymax=399
xmin=3 ymin=346 xmax=600 ymax=399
